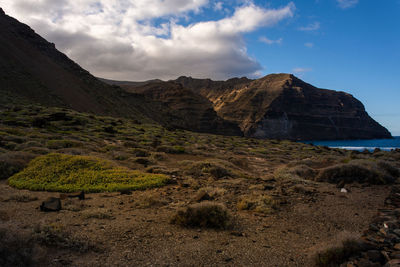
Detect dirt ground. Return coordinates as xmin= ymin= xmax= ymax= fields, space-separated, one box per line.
xmin=0 ymin=177 xmax=390 ymax=267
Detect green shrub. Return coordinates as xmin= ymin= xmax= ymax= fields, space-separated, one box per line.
xmin=171 ymin=202 xmax=231 ymax=229
xmin=8 ymin=153 xmax=170 ymax=192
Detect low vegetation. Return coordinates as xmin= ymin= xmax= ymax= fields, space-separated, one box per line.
xmin=171 ymin=202 xmax=231 ymax=229
xmin=8 ymin=153 xmax=170 ymax=192
xmin=314 ymin=232 xmax=365 ymax=266
xmin=0 ymin=228 xmax=37 ymax=267
xmin=0 ymin=151 xmax=35 ymax=179
xmin=237 ymin=194 xmax=279 ymax=213
xmin=316 ymin=160 xmax=398 ymax=185
xmin=32 ymin=223 xmax=98 ymax=252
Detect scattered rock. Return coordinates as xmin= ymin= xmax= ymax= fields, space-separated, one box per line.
xmin=40 ymin=197 xmax=61 ymax=212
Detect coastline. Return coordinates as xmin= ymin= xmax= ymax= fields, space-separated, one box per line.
xmin=301 ymin=136 xmax=400 ymax=151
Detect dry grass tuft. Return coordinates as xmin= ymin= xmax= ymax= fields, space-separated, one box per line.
xmin=237 ymin=194 xmax=278 ymax=213
xmin=32 ymin=223 xmax=98 ymax=252
xmin=0 ymin=228 xmax=37 ymax=266
xmin=313 ymin=232 xmax=364 ymax=267
xmin=171 ymin=202 xmax=231 ymax=229
xmin=316 ymin=160 xmax=398 ymax=185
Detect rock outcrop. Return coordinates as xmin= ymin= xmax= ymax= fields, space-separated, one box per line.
xmin=121 ymin=81 xmax=241 ymax=135
xmin=175 ymin=74 xmax=392 ymax=140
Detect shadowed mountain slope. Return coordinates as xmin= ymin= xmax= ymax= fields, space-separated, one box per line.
xmin=0 ymin=9 xmax=240 ymax=135
xmin=0 ymin=8 xmax=158 ymax=120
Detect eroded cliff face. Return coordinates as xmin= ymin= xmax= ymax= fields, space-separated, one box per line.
xmin=118 ymin=81 xmax=242 ymax=136
xmin=175 ymin=74 xmax=392 ymax=140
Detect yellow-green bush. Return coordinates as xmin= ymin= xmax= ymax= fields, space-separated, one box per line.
xmin=8 ymin=153 xmax=169 ymax=192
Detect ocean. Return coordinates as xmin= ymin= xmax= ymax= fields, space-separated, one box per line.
xmin=302 ymin=136 xmax=400 ymax=151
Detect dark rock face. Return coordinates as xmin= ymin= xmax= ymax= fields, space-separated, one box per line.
xmin=40 ymin=197 xmax=61 ymax=212
xmin=0 ymin=10 xmax=161 ymax=123
xmin=121 ymin=81 xmax=241 ymax=136
xmin=175 ymin=74 xmax=391 ymax=140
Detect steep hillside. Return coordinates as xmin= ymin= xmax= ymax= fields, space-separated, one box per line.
xmin=175 ymin=74 xmax=391 ymax=140
xmin=0 ymin=8 xmax=162 ymax=122
xmin=118 ymin=81 xmax=241 ymax=135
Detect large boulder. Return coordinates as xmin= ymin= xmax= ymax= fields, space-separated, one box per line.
xmin=40 ymin=197 xmax=61 ymax=212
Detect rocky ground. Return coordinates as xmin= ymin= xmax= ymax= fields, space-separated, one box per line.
xmin=337 ymin=185 xmax=400 ymax=267
xmin=0 ymin=177 xmax=392 ymax=266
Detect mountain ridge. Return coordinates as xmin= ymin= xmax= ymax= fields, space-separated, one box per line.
xmin=105 ymin=73 xmax=391 ymax=140
xmin=0 ymin=8 xmax=391 ymax=140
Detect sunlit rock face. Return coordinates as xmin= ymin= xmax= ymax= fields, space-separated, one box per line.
xmin=175 ymin=74 xmax=392 ymax=140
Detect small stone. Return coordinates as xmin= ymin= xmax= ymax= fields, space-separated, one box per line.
xmin=341 ymin=188 xmax=348 ymax=193
xmin=394 ymin=243 xmax=400 ymax=250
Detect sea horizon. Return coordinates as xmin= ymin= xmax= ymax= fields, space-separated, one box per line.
xmin=302 ymin=136 xmax=400 ymax=151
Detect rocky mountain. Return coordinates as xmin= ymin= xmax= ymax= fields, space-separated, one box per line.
xmin=0 ymin=8 xmax=391 ymax=140
xmin=0 ymin=9 xmax=240 ymax=135
xmin=119 ymin=81 xmax=241 ymax=135
xmin=0 ymin=8 xmax=158 ymax=121
xmin=173 ymin=74 xmax=392 ymax=140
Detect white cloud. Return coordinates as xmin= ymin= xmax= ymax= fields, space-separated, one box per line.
xmin=259 ymin=36 xmax=283 ymax=45
xmin=304 ymin=42 xmax=314 ymax=48
xmin=337 ymin=0 xmax=359 ymax=9
xmin=298 ymin=21 xmax=320 ymax=31
xmin=214 ymin=2 xmax=223 ymax=11
xmin=1 ymin=1 xmax=295 ymax=81
xmin=293 ymin=67 xmax=312 ymax=74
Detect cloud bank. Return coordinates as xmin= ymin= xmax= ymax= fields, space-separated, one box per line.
xmin=2 ymin=0 xmax=295 ymax=80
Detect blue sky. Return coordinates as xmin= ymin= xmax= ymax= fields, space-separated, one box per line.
xmin=2 ymin=0 xmax=399 ymax=134
xmin=244 ymin=0 xmax=400 ymax=135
